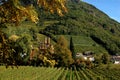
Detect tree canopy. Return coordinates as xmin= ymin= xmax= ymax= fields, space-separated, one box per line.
xmin=0 ymin=0 xmax=68 ymax=67
xmin=0 ymin=0 xmax=67 ymax=25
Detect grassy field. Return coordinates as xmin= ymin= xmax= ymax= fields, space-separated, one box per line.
xmin=0 ymin=65 xmax=120 ymax=80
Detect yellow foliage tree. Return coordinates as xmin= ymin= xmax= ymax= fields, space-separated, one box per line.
xmin=0 ymin=0 xmax=67 ymax=25
xmin=0 ymin=0 xmax=67 ymax=67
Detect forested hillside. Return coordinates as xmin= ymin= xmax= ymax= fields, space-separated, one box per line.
xmin=1 ymin=0 xmax=120 ymax=67
xmin=42 ymin=1 xmax=120 ymax=55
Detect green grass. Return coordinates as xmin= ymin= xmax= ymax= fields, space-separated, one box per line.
xmin=96 ymin=64 xmax=120 ymax=69
xmin=44 ymin=20 xmax=59 ymax=27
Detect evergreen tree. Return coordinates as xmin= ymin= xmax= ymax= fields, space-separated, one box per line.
xmin=70 ymin=37 xmax=76 ymax=59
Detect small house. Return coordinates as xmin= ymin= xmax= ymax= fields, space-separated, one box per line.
xmin=76 ymin=52 xmax=95 ymax=62
xmin=111 ymin=56 xmax=120 ymax=64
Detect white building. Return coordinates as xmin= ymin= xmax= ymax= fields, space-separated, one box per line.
xmin=111 ymin=56 xmax=120 ymax=64
xmin=76 ymin=53 xmax=95 ymax=62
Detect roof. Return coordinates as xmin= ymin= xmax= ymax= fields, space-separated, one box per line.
xmin=111 ymin=56 xmax=120 ymax=61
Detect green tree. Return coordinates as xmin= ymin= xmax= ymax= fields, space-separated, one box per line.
xmin=8 ymin=34 xmax=32 ymax=65
xmin=29 ymin=27 xmax=38 ymax=41
xmin=94 ymin=54 xmax=102 ymax=67
xmin=70 ymin=37 xmax=76 ymax=59
xmin=101 ymin=53 xmax=110 ymax=64
xmin=54 ymin=35 xmax=74 ymax=67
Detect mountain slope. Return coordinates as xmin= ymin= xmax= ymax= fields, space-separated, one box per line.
xmin=42 ymin=1 xmax=120 ymax=55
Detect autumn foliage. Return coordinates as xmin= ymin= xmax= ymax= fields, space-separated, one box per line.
xmin=0 ymin=0 xmax=67 ymax=25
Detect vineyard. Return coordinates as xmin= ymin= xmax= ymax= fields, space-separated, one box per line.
xmin=61 ymin=35 xmax=108 ymax=54
xmin=0 ymin=66 xmax=120 ymax=80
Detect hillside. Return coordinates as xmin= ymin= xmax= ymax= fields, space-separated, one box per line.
xmin=1 ymin=1 xmax=120 ymax=55
xmin=41 ymin=1 xmax=120 ymax=55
